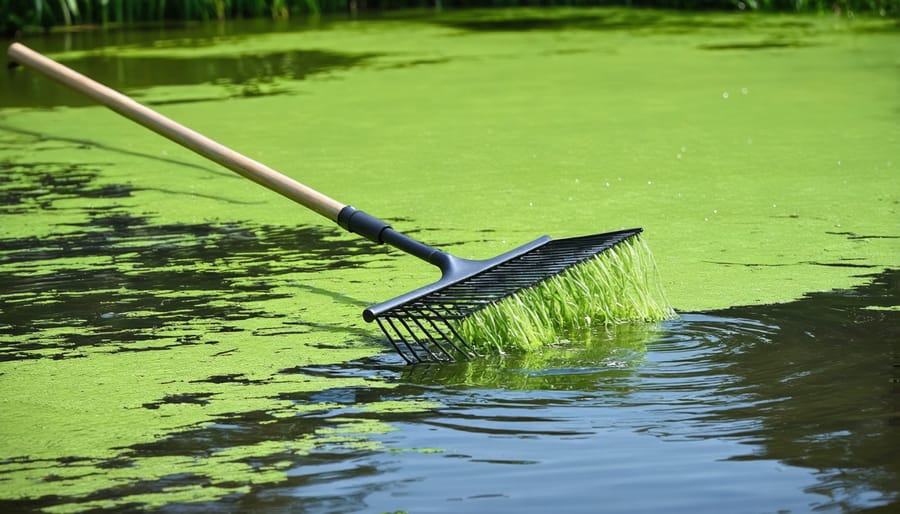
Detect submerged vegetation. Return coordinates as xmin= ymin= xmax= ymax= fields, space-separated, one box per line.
xmin=458 ymin=236 xmax=676 ymax=354
xmin=1 ymin=0 xmax=896 ymax=36
xmin=406 ymin=321 xmax=655 ymax=388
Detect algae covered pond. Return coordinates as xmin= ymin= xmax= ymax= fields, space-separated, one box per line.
xmin=1 ymin=8 xmax=898 ymax=512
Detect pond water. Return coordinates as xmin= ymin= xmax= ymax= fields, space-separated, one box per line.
xmin=1 ymin=8 xmax=898 ymax=513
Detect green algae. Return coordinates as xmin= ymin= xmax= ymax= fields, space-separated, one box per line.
xmin=459 ymin=235 xmax=675 ymax=353
xmin=17 ymin=416 xmax=399 ymax=513
xmin=0 ymin=342 xmax=396 ymax=509
xmin=357 ymin=399 xmax=443 ymax=414
xmin=0 ymin=8 xmax=898 ymax=511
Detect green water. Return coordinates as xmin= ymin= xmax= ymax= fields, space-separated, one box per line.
xmin=1 ymin=8 xmax=898 ymax=512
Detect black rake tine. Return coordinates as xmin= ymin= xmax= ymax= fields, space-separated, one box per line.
xmin=396 ymin=317 xmax=444 ymax=363
xmin=386 ymin=317 xmax=425 ymax=364
xmin=424 ymin=306 xmax=478 ymax=360
xmin=376 ymin=317 xmax=417 ymax=365
xmin=408 ymin=314 xmax=456 ymax=363
xmin=417 ymin=313 xmax=467 ymax=362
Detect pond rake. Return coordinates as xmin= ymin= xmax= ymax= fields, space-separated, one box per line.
xmin=9 ymin=43 xmax=646 ymax=364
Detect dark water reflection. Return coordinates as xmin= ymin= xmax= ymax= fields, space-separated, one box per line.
xmin=2 ymin=48 xmax=376 ymax=108
xmin=0 ymin=209 xmax=386 ymax=360
xmin=0 ymin=158 xmax=387 ymax=361
xmin=293 ymin=272 xmax=896 ymax=513
xmin=1 ymin=17 xmax=381 ymax=108
xmin=6 ymin=271 xmax=887 ymax=513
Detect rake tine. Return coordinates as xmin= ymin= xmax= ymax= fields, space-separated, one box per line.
xmin=385 ymin=317 xmax=424 ymax=364
xmin=408 ymin=314 xmax=456 ymax=363
xmin=376 ymin=318 xmax=416 ymax=365
xmin=423 ymin=306 xmax=478 ymax=361
xmin=396 ymin=317 xmax=444 ymax=363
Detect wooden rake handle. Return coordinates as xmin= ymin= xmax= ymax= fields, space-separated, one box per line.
xmin=7 ymin=42 xmax=346 ymax=222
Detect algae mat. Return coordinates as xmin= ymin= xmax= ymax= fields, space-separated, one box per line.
xmin=0 ymin=8 xmax=898 ymax=512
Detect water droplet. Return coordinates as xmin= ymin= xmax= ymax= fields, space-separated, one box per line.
xmin=101 ymin=312 xmax=117 ymax=319
xmin=704 ymin=217 xmax=709 ymax=221
xmin=647 ymin=180 xmax=653 ymax=185
xmin=741 ymin=87 xmax=749 ymax=95
xmin=713 ymin=209 xmax=718 ymax=214
xmin=605 ymin=181 xmax=610 ymax=187
xmin=837 ymin=160 xmax=842 ymax=166
xmin=772 ymin=204 xmax=777 ymax=208
xmin=676 ymin=153 xmax=682 ymax=159
xmin=680 ymin=146 xmax=687 ymax=153
xmin=575 ymin=178 xmax=580 ymax=184
xmin=723 ymin=92 xmax=729 ymax=99
xmin=529 ymin=201 xmax=534 ymax=207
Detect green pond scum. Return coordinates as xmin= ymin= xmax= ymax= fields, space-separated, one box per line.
xmin=0 ymin=7 xmax=898 ymax=512
xmin=459 ymin=235 xmax=675 ymax=353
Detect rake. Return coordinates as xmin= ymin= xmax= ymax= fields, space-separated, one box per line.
xmin=8 ymin=42 xmax=657 ymax=364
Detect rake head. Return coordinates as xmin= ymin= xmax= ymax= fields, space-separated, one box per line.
xmin=364 ymin=228 xmax=643 ymax=364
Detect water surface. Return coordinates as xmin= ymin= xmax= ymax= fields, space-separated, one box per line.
xmin=1 ymin=8 xmax=897 ymax=513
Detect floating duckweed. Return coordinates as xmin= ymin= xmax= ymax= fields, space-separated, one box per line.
xmin=458 ymin=235 xmax=675 ymax=353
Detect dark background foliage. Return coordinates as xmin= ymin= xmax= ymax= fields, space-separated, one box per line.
xmin=1 ymin=0 xmax=896 ymax=37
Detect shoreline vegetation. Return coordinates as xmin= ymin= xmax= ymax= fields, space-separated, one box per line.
xmin=2 ymin=0 xmax=897 ymax=37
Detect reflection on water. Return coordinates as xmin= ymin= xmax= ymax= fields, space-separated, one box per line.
xmin=391 ymin=271 xmax=898 ymax=513
xmin=2 ymin=48 xmax=377 ymax=108
xmin=402 ymin=322 xmax=656 ymax=390
xmin=0 ymin=209 xmax=386 ymax=360
xmin=327 ymin=274 xmax=896 ymax=513
xmin=426 ymin=7 xmax=863 ymax=35
xmin=292 ymin=273 xmax=896 ymax=514
xmin=0 ymin=159 xmax=388 ymax=361
xmin=6 ymin=272 xmax=891 ymax=512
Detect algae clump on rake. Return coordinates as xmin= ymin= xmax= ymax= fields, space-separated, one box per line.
xmin=458 ymin=235 xmax=675 ymax=354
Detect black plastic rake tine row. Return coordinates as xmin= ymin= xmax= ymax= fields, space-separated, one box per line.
xmin=376 ymin=312 xmax=477 ymax=364
xmin=395 ymin=230 xmax=640 ymax=320
xmin=377 ymin=316 xmax=445 ymax=363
